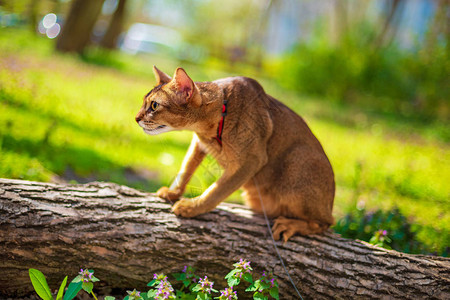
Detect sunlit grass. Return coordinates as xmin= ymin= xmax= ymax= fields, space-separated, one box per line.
xmin=0 ymin=28 xmax=448 ymax=255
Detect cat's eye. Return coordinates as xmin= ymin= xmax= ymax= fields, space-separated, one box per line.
xmin=148 ymin=101 xmax=159 ymax=112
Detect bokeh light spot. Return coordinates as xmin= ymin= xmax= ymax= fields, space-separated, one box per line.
xmin=46 ymin=23 xmax=61 ymax=39
xmin=42 ymin=13 xmax=57 ymax=29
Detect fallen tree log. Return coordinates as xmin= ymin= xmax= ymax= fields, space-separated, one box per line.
xmin=0 ymin=178 xmax=449 ymax=299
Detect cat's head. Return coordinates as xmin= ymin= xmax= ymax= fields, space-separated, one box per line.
xmin=135 ymin=66 xmax=202 ymax=135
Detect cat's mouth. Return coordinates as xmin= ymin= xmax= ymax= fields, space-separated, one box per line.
xmin=143 ymin=124 xmax=172 ymax=135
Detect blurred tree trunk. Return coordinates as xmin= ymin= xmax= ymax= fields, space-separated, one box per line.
xmin=100 ymin=0 xmax=128 ymax=49
xmin=27 ymin=0 xmax=40 ymax=32
xmin=56 ymin=0 xmax=106 ymax=53
xmin=334 ymin=0 xmax=348 ymax=43
xmin=425 ymin=0 xmax=449 ymax=53
xmin=51 ymin=0 xmax=63 ymax=15
xmin=252 ymin=0 xmax=275 ymax=70
xmin=373 ymin=0 xmax=405 ymax=49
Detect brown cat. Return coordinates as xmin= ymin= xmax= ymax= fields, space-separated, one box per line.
xmin=135 ymin=66 xmax=335 ymax=242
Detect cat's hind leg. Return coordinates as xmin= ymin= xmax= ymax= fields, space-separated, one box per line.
xmin=272 ymin=216 xmax=329 ymax=242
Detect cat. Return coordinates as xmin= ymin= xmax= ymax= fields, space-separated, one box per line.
xmin=135 ymin=66 xmax=335 ymax=242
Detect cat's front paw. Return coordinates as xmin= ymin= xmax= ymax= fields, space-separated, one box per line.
xmin=156 ymin=186 xmax=182 ymax=202
xmin=172 ymin=198 xmax=201 ymax=218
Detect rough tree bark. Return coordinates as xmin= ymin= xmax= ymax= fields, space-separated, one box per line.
xmin=0 ymin=178 xmax=449 ymax=299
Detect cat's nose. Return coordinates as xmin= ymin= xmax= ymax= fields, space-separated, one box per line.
xmin=135 ymin=114 xmax=143 ymax=123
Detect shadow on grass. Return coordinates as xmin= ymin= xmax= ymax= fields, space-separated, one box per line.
xmin=2 ymin=90 xmax=191 ymax=151
xmin=1 ymin=89 xmax=126 ymax=140
xmin=1 ymin=133 xmax=160 ymax=192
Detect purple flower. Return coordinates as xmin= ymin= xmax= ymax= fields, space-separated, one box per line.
xmin=153 ymin=273 xmax=167 ymax=281
xmin=154 ymin=275 xmax=174 ymax=299
xmin=375 ymin=229 xmax=388 ymax=238
xmin=198 ymin=276 xmax=214 ymax=294
xmin=219 ymin=286 xmax=238 ymax=300
xmin=234 ymin=259 xmax=252 ymax=272
xmin=261 ymin=271 xmax=278 ymax=289
xmin=78 ymin=269 xmax=94 ymax=283
xmin=182 ymin=266 xmax=196 ymax=280
xmin=127 ymin=289 xmax=142 ymax=300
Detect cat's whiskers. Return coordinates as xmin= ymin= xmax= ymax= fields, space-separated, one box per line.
xmin=143 ymin=124 xmax=174 ymax=136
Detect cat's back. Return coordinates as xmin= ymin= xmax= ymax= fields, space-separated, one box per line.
xmin=212 ymin=76 xmax=278 ymax=113
xmin=213 ymin=76 xmax=266 ymax=96
xmin=216 ymin=76 xmax=326 ymax=153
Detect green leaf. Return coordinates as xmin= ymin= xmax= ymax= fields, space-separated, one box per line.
xmin=147 ymin=289 xmax=157 ymax=298
xmin=140 ymin=293 xmax=149 ymax=300
xmin=147 ymin=279 xmax=157 ymax=287
xmin=71 ymin=275 xmax=82 ymax=283
xmin=245 ymin=281 xmax=258 ymax=292
xmin=124 ymin=296 xmax=129 ymax=300
xmin=192 ymin=284 xmax=201 ymax=292
xmin=227 ymin=276 xmax=240 ymax=287
xmin=224 ymin=269 xmax=237 ymax=280
xmin=196 ymin=292 xmax=208 ymax=300
xmin=260 ymin=281 xmax=270 ymax=290
xmin=269 ymin=287 xmax=279 ymax=299
xmin=253 ymin=292 xmax=268 ymax=300
xmin=172 ymin=272 xmax=186 ymax=281
xmin=183 ymin=279 xmax=191 ymax=287
xmin=90 ymin=276 xmax=100 ymax=282
xmin=29 ymin=269 xmax=53 ymax=300
xmin=82 ymin=281 xmax=93 ymax=293
xmin=242 ymin=273 xmax=253 ymax=283
xmin=63 ymin=281 xmax=82 ymax=300
xmin=56 ymin=276 xmax=68 ymax=300
xmin=105 ymin=297 xmax=116 ymax=300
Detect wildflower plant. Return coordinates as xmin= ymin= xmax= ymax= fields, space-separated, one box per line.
xmin=28 ymin=268 xmax=98 ymax=300
xmin=192 ymin=276 xmax=218 ymax=300
xmin=72 ymin=269 xmax=100 ymax=294
xmin=216 ymin=286 xmax=238 ymax=300
xmin=225 ymin=259 xmax=253 ymax=287
xmin=125 ymin=289 xmax=144 ymax=300
xmin=28 ymin=259 xmax=280 ymax=300
xmin=28 ymin=269 xmax=67 ymax=300
xmin=370 ymin=229 xmax=392 ymax=249
xmin=147 ymin=274 xmax=176 ymax=300
xmin=172 ymin=265 xmax=200 ymax=288
xmin=245 ymin=271 xmax=279 ymax=300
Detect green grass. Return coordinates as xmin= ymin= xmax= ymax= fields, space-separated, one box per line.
xmin=0 ymin=28 xmax=448 ymax=255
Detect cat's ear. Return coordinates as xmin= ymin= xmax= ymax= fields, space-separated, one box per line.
xmin=172 ymin=68 xmax=200 ymax=105
xmin=153 ymin=65 xmax=172 ymax=85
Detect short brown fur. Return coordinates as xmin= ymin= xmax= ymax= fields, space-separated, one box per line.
xmin=135 ymin=67 xmax=335 ymax=242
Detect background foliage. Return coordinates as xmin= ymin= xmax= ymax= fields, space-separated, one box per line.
xmin=0 ymin=0 xmax=448 ymax=257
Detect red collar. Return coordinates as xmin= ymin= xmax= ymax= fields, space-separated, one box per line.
xmin=214 ymin=99 xmax=228 ymax=146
